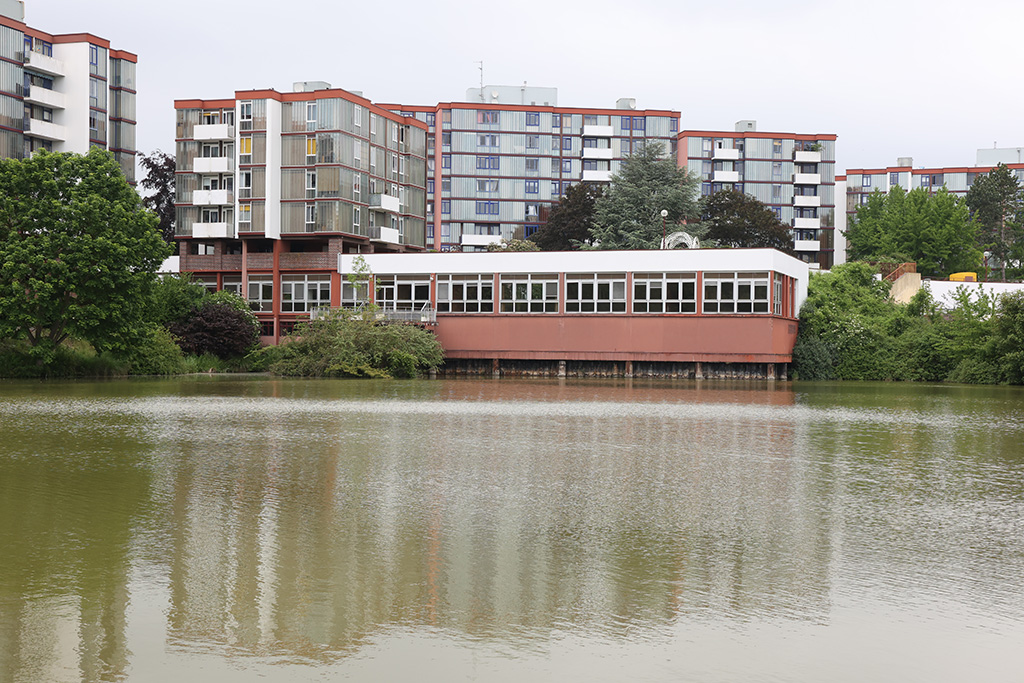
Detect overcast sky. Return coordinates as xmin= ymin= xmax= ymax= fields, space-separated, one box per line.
xmin=24 ymin=0 xmax=1024 ymax=172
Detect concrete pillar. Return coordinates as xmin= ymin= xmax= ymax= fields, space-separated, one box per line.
xmin=625 ymin=360 xmax=633 ymax=378
xmin=694 ymin=361 xmax=704 ymax=380
xmin=767 ymin=363 xmax=777 ymax=381
xmin=491 ymin=359 xmax=500 ymax=378
xmin=780 ymin=363 xmax=788 ymax=381
xmin=557 ymin=360 xmax=566 ymax=378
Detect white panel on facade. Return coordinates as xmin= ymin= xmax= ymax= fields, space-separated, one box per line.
xmin=192 ymin=189 xmax=232 ymax=206
xmin=793 ymin=173 xmax=821 ymax=185
xmin=25 ymin=51 xmax=64 ymax=77
xmin=793 ymin=239 xmax=819 ymax=252
xmin=193 ymin=123 xmax=235 ymax=141
xmin=583 ymin=148 xmax=613 ymax=160
xmin=194 ymin=157 xmax=234 ymax=174
xmin=794 ymin=195 xmax=820 ymax=207
xmin=26 ymin=119 xmax=65 ymax=141
xmin=794 ymin=150 xmax=821 ymax=163
xmin=713 ymin=148 xmax=740 ymax=161
xmin=583 ymin=169 xmax=612 ymax=182
xmin=193 ymin=223 xmax=235 ymax=239
xmin=25 ymin=86 xmax=65 ymax=110
xmin=582 ymin=125 xmax=614 ymax=137
xmin=793 ymin=217 xmax=821 ymax=229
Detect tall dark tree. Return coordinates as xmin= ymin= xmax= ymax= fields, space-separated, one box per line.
xmin=139 ymin=150 xmax=176 ymax=243
xmin=965 ymin=163 xmax=1024 ymax=280
xmin=590 ymin=142 xmax=701 ymax=249
xmin=702 ymin=189 xmax=794 ymax=252
xmin=530 ymin=183 xmax=604 ymax=250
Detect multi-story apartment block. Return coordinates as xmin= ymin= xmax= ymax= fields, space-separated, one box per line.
xmin=173 ymin=82 xmax=428 ymax=341
xmin=0 ymin=0 xmax=137 ymax=181
xmin=679 ymin=121 xmax=838 ymax=268
xmin=385 ymin=86 xmax=680 ymax=251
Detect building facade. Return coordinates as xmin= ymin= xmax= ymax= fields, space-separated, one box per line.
xmin=339 ymin=249 xmax=808 ymax=377
xmin=384 ymin=86 xmax=680 ymax=251
xmin=678 ymin=121 xmax=838 ymax=268
xmin=173 ymin=83 xmax=429 ymax=342
xmin=0 ymin=1 xmax=136 ymax=181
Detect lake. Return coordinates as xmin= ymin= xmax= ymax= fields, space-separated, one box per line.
xmin=1 ymin=377 xmax=1023 ymax=682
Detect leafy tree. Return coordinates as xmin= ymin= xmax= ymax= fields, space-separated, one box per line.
xmin=993 ymin=291 xmax=1024 ymax=383
xmin=701 ymin=189 xmax=793 ymax=251
xmin=845 ymin=186 xmax=981 ymax=278
xmin=590 ymin=142 xmax=701 ymax=249
xmin=486 ymin=238 xmax=540 ymax=252
xmin=170 ymin=296 xmax=260 ymax=359
xmin=148 ymin=274 xmax=209 ymax=327
xmin=965 ymin=163 xmax=1024 ymax=280
xmin=139 ymin=150 xmax=176 ymax=243
xmin=0 ymin=149 xmax=172 ymax=356
xmin=531 ymin=183 xmax=603 ymax=250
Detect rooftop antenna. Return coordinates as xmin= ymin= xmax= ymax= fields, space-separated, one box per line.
xmin=476 ymin=61 xmax=484 ymax=102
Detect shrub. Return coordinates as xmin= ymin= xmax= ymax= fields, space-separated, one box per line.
xmin=149 ymin=274 xmax=209 ymax=327
xmin=170 ymin=299 xmax=260 ymax=359
xmin=120 ymin=325 xmax=184 ymax=375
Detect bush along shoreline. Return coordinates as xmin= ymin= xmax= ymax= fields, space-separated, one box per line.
xmin=792 ymin=263 xmax=1024 ymax=384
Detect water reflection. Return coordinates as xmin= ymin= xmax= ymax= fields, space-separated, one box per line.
xmin=1 ymin=378 xmax=1023 ymax=681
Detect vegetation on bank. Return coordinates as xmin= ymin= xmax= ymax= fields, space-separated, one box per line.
xmin=793 ymin=262 xmax=1024 ymax=384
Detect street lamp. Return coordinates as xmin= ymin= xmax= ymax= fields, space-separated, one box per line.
xmin=660 ymin=209 xmax=668 ymax=249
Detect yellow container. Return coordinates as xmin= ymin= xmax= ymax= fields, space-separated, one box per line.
xmin=949 ymin=272 xmax=977 ymax=282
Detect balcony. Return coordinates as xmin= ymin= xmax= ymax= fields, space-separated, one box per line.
xmin=370 ymin=193 xmax=401 ymax=214
xmin=582 ymin=124 xmax=614 ymax=137
xmin=583 ymin=169 xmax=613 ymax=182
xmin=712 ymin=148 xmax=741 ymax=161
xmin=793 ymin=173 xmax=821 ymax=185
xmin=192 ymin=222 xmax=235 ymax=239
xmin=462 ymin=233 xmax=502 ymax=248
xmin=25 ymin=51 xmax=64 ymax=77
xmin=194 ymin=156 xmax=234 ymax=173
xmin=193 ymin=123 xmax=235 ymax=141
xmin=368 ymin=226 xmax=401 ymax=244
xmin=25 ymin=118 xmax=65 ymax=142
xmin=582 ymin=147 xmax=613 ymax=160
xmin=793 ymin=217 xmax=821 ymax=230
xmin=794 ymin=150 xmax=822 ymax=163
xmin=192 ymin=189 xmax=233 ymax=206
xmin=793 ymin=195 xmax=820 ymax=207
xmin=793 ymin=239 xmax=820 ymax=252
xmin=25 ymin=86 xmax=65 ymax=110
xmin=712 ymin=170 xmax=740 ymax=183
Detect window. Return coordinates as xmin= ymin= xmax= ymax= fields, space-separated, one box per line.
xmin=584 ymin=115 xmax=598 ymax=125
xmin=476 ymin=201 xmax=499 ymax=215
xmin=353 ymin=207 xmax=360 ymax=229
xmin=200 ymin=207 xmax=221 ymax=223
xmin=562 ymin=136 xmax=572 ymax=150
xmin=441 ymin=199 xmax=450 ymax=214
xmin=478 ymin=134 xmax=498 ymax=147
xmin=375 ymin=276 xmax=431 ymax=311
xmin=306 ymin=102 xmax=317 ymax=131
xmin=477 ymin=110 xmax=499 ymax=124
xmin=772 ymin=140 xmax=783 ymax=158
xmin=281 ymin=275 xmax=331 ymax=313
xmin=772 ymin=184 xmax=783 ymax=200
xmin=701 ymin=183 xmax=712 ymax=196
xmin=526 ymin=158 xmax=539 ymax=172
xmin=920 ymin=175 xmax=931 ymax=187
xmin=354 ymin=105 xmax=362 ymax=127
xmin=442 ymin=154 xmax=451 ymax=168
xmin=562 ymin=159 xmax=571 ymax=172
xmin=238 ymin=204 xmax=251 ymax=224
xmin=524 ymin=224 xmax=539 ymax=238
xmin=632 ymin=273 xmax=697 ymax=313
xmin=583 ymin=160 xmax=598 ymax=171
xmin=353 ymin=174 xmax=360 ymax=199
xmin=525 ymin=203 xmax=539 ymax=218
xmin=861 ymin=175 xmax=872 ymax=188
xmin=526 ymin=112 xmax=540 ymax=126
xmin=442 ymin=179 xmax=451 ymax=192
xmin=247 ymin=276 xmax=273 ymax=312
xmin=441 ymin=131 xmax=451 ymax=146
xmin=565 ymin=273 xmax=627 ymax=313
xmin=476 ymin=155 xmax=499 ymax=170
xmin=890 ymin=172 xmax=899 ymax=185
xmin=239 ymin=101 xmax=253 ymax=130
xmin=500 ymin=274 xmax=559 ymax=313
xmin=306 ymin=170 xmax=317 ymax=198
xmin=702 ymin=138 xmax=712 ymax=153
xmin=583 ymin=137 xmax=598 ymax=148
xmin=305 ymin=203 xmax=316 ymax=229
xmin=436 ymin=274 xmax=495 ymax=313
xmin=427 ymin=179 xmax=434 ymax=194
xmin=525 ymin=179 xmax=539 ymax=194
xmin=306 ymin=136 xmax=317 ymax=159
xmin=392 ymin=122 xmax=399 ymax=143
xmin=551 ymin=180 xmax=561 ymax=196
xmin=774 ymin=275 xmax=784 ymax=316
xmin=670 ymin=118 xmax=678 ymax=133
xmin=621 ymin=116 xmax=631 ymax=131
xmin=772 ymin=162 xmax=783 ymax=179
xmin=89 ymin=44 xmax=99 ymax=70
xmin=552 ymin=113 xmax=561 ymax=128
xmin=238 ymin=171 xmax=252 ymax=198
xmin=526 ymin=135 xmax=540 ymax=149
xmin=370 ymin=114 xmax=377 ymax=136
xmin=702 ymin=272 xmax=770 ymax=314
xmin=631 ymin=117 xmax=645 ymax=132
xmin=477 ymin=179 xmax=499 ymax=192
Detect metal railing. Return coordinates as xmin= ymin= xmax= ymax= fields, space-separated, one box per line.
xmin=309 ymin=303 xmax=436 ymax=325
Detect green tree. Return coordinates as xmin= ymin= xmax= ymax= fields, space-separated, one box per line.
xmin=590 ymin=142 xmax=701 ymax=249
xmin=138 ymin=150 xmax=176 ymax=243
xmin=845 ymin=186 xmax=981 ymax=278
xmin=0 ymin=149 xmax=172 ymax=355
xmin=701 ymin=189 xmax=793 ymax=251
xmin=965 ymin=163 xmax=1024 ymax=280
xmin=530 ymin=183 xmax=603 ymax=250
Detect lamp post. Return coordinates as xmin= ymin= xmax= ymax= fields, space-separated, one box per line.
xmin=660 ymin=209 xmax=668 ymax=249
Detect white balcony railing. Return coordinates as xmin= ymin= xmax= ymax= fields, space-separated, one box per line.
xmin=25 ymin=51 xmax=64 ymax=77
xmin=192 ymin=189 xmax=233 ymax=206
xmin=25 ymin=86 xmax=65 ymax=110
xmin=368 ymin=226 xmax=401 ymax=244
xmin=793 ymin=173 xmax=821 ymax=185
xmin=582 ymin=169 xmax=613 ymax=182
xmin=193 ymin=156 xmax=234 ymax=174
xmin=192 ymin=222 xmax=235 ymax=239
xmin=712 ymin=148 xmax=741 ymax=160
xmin=793 ymin=239 xmax=820 ymax=252
xmin=793 ymin=217 xmax=821 ymax=230
xmin=193 ymin=123 xmax=235 ymax=141
xmin=582 ymin=147 xmax=613 ymax=160
xmin=794 ymin=195 xmax=821 ymax=208
xmin=26 ymin=118 xmax=65 ymax=142
xmin=794 ymin=150 xmax=822 ymax=163
xmin=713 ymin=170 xmax=740 ymax=183
xmin=582 ymin=124 xmax=614 ymax=137
xmin=370 ymin=193 xmax=401 ymax=214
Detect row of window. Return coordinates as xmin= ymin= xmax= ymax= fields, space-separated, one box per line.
xmin=472 ymin=111 xmax=670 ymax=131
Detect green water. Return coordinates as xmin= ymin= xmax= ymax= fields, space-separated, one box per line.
xmin=1 ymin=377 xmax=1023 ymax=682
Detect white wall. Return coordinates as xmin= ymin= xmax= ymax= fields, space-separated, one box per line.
xmin=924 ymin=280 xmax=1024 ymax=308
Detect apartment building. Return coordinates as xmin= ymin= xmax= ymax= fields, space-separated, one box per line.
xmin=0 ymin=0 xmax=137 ymax=181
xmin=678 ymin=121 xmax=838 ymax=268
xmin=173 ymin=82 xmax=428 ymax=341
xmin=384 ymin=86 xmax=680 ymax=251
